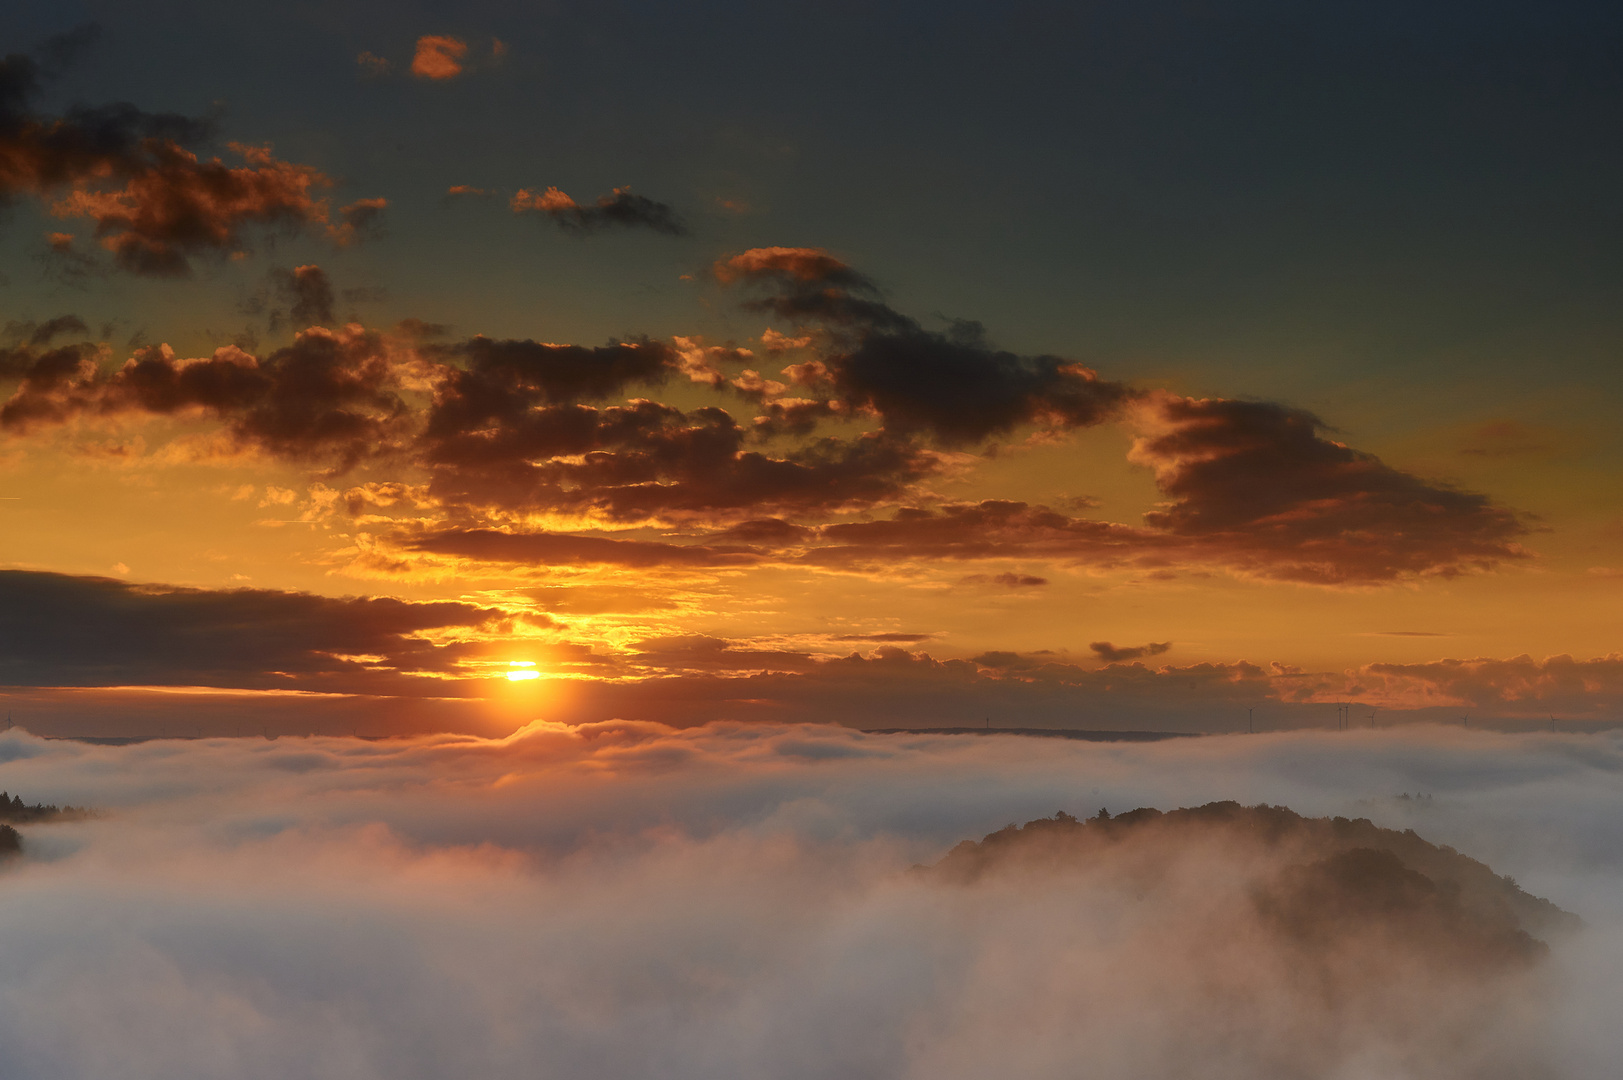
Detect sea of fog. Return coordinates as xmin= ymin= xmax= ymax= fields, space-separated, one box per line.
xmin=0 ymin=721 xmax=1619 ymax=1079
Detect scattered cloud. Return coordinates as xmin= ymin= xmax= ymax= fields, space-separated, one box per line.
xmin=511 ymin=186 xmax=688 ymax=237
xmin=356 ymin=50 xmax=390 ymax=77
xmin=961 ymin=572 xmax=1049 ymax=588
xmin=269 ymin=265 xmax=335 ymax=327
xmin=0 ymin=45 xmax=382 ymax=276
xmin=332 ymin=197 xmax=388 ymax=245
xmin=1090 ymin=640 xmax=1173 ymax=663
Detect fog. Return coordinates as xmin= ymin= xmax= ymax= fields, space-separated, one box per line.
xmin=0 ymin=721 xmax=1620 ymax=1079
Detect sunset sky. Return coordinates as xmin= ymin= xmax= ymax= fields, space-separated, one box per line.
xmin=2 ymin=0 xmax=1621 ymax=736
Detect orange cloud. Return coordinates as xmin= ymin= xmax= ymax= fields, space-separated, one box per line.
xmin=713 ymin=246 xmax=860 ymax=285
xmin=411 ymin=36 xmax=469 ymax=80
xmin=511 ymin=186 xmax=578 ymax=213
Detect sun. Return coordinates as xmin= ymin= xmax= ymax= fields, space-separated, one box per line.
xmin=505 ymin=661 xmax=540 ymax=682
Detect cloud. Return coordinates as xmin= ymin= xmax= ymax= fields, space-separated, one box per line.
xmin=1128 ymin=394 xmax=1532 ymax=584
xmin=269 ymin=264 xmax=335 ymax=327
xmin=426 ymin=336 xmax=674 ymax=412
xmin=0 ymin=726 xmax=1612 ymax=1077
xmin=411 ymin=36 xmax=468 ymax=80
xmin=408 ymin=528 xmax=764 ymax=569
xmin=512 ymin=186 xmax=688 ymax=236
xmin=419 ymin=375 xmax=944 ymax=520
xmin=49 ymin=142 xmax=341 ymax=277
xmin=1352 ymin=653 xmax=1623 ymax=715
xmin=3 ymin=314 xmax=87 ymax=347
xmin=0 ymin=318 xmax=93 ymax=379
xmin=0 ymin=325 xmax=415 ymax=469
xmin=987 ymin=572 xmax=1048 ymax=587
xmin=1090 ymin=640 xmax=1173 ymax=663
xmin=810 ymin=501 xmax=1158 ymax=569
xmin=713 ymin=246 xmax=910 ymax=331
xmin=714 ymin=248 xmax=1131 ymax=445
xmin=0 ymin=570 xmax=515 ymax=693
xmin=331 ymin=197 xmax=388 ymax=245
xmin=356 ymin=50 xmax=390 ymax=77
xmin=0 ymin=45 xmax=379 ymax=276
xmin=0 ymin=247 xmax=1534 ymax=586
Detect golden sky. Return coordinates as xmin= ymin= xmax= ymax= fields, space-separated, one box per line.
xmin=1 ymin=8 xmax=1621 ymax=735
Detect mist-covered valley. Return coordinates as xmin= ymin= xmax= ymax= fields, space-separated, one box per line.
xmin=0 ymin=723 xmax=1619 ymax=1079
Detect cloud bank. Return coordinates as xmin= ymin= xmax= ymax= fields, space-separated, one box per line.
xmin=0 ymin=725 xmax=1618 ymax=1078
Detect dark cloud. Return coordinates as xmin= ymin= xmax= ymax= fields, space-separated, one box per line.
xmin=827 ymin=322 xmax=1130 ymax=446
xmin=270 ymin=264 xmax=336 ymax=327
xmin=32 ymin=23 xmax=103 ymax=79
xmin=4 ymin=314 xmax=89 ymax=347
xmin=989 ymin=572 xmax=1048 ymax=587
xmin=427 ymin=337 xmax=674 ymax=415
xmin=714 ymin=248 xmax=1131 ymax=445
xmin=512 ymin=186 xmax=688 ymax=236
xmin=710 ymin=518 xmax=815 ymax=546
xmin=56 ymin=143 xmax=344 ymax=277
xmin=0 ymin=326 xmax=413 ymax=470
xmin=1090 ymin=640 xmax=1173 ymax=663
xmin=0 ymin=48 xmax=213 ymax=196
xmin=714 ymin=246 xmax=912 ymax=332
xmin=0 ymin=43 xmax=377 ymax=276
xmin=421 ymin=377 xmax=942 ymax=520
xmin=421 ymin=331 xmax=881 ymax=516
xmin=0 ymin=318 xmax=93 ymax=379
xmin=1130 ymin=394 xmax=1532 ymax=584
xmin=409 ymin=528 xmax=764 ymax=569
xmin=748 ymin=397 xmax=844 ymax=439
xmin=528 ymin=645 xmax=1287 ymax=731
xmin=0 ymin=570 xmax=511 ymax=692
xmin=811 ymin=501 xmax=1157 ymax=568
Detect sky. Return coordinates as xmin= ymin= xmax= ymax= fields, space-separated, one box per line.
xmin=2 ymin=1 xmax=1622 ymax=736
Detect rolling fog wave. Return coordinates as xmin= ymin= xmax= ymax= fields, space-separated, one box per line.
xmin=0 ymin=721 xmax=1620 ymax=1079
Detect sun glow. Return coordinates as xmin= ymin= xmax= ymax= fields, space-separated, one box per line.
xmin=505 ymin=662 xmax=539 ymax=682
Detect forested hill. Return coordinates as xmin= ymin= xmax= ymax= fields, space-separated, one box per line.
xmin=931 ymin=801 xmax=1579 ymax=951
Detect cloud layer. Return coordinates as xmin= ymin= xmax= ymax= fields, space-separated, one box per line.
xmin=0 ymin=725 xmax=1618 ymax=1079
